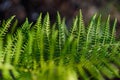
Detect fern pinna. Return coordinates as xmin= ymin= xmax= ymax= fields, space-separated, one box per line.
xmin=0 ymin=11 xmax=119 ymax=80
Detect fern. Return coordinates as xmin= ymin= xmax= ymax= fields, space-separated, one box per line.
xmin=86 ymin=14 xmax=97 ymax=45
xmin=70 ymin=16 xmax=78 ymax=37
xmin=4 ymin=35 xmax=13 ymax=63
xmin=78 ymin=10 xmax=86 ymax=47
xmin=0 ymin=11 xmax=119 ymax=80
xmin=43 ymin=13 xmax=51 ymax=61
xmin=110 ymin=18 xmax=117 ymax=43
xmin=35 ymin=13 xmax=42 ymax=30
xmin=13 ymin=30 xmax=23 ymax=66
xmin=43 ymin=13 xmax=50 ymax=39
xmin=0 ymin=37 xmax=3 ymax=63
xmin=21 ymin=18 xmax=31 ymax=31
xmin=57 ymin=12 xmax=62 ymax=54
xmin=95 ymin=15 xmax=101 ymax=44
xmin=102 ymin=15 xmax=111 ymax=44
xmin=0 ymin=16 xmax=15 ymax=37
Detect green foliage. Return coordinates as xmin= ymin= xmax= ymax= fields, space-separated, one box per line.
xmin=0 ymin=11 xmax=119 ymax=80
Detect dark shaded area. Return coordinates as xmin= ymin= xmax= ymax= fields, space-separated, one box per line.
xmin=0 ymin=0 xmax=120 ymax=31
xmin=0 ymin=70 xmax=3 ymax=79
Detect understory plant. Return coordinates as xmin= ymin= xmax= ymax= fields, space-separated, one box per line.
xmin=0 ymin=10 xmax=120 ymax=80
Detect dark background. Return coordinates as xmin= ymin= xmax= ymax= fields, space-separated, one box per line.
xmin=0 ymin=0 xmax=120 ymax=35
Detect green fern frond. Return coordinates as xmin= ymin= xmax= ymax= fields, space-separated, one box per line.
xmin=0 ymin=11 xmax=119 ymax=80
xmin=35 ymin=13 xmax=42 ymax=30
xmin=55 ymin=12 xmax=66 ymax=59
xmin=86 ymin=14 xmax=97 ymax=45
xmin=21 ymin=18 xmax=30 ymax=30
xmin=0 ymin=16 xmax=15 ymax=37
xmin=95 ymin=15 xmax=101 ymax=44
xmin=42 ymin=13 xmax=51 ymax=61
xmin=77 ymin=10 xmax=86 ymax=49
xmin=11 ymin=19 xmax=18 ymax=34
xmin=43 ymin=13 xmax=50 ymax=39
xmin=33 ymin=13 xmax=42 ymax=60
xmin=13 ymin=30 xmax=23 ymax=66
xmin=4 ymin=35 xmax=13 ymax=63
xmin=70 ymin=16 xmax=78 ymax=37
xmin=22 ymin=31 xmax=34 ymax=68
xmin=57 ymin=12 xmax=61 ymax=27
xmin=49 ymin=30 xmax=58 ymax=60
xmin=60 ymin=18 xmax=66 ymax=44
xmin=78 ymin=10 xmax=86 ymax=37
xmin=0 ymin=37 xmax=3 ymax=62
xmin=57 ymin=12 xmax=62 ymax=53
xmin=102 ymin=15 xmax=110 ymax=44
xmin=39 ymin=29 xmax=45 ymax=67
xmin=110 ymin=18 xmax=117 ymax=44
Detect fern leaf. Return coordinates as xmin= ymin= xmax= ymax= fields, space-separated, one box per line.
xmin=22 ymin=31 xmax=34 ymax=68
xmin=102 ymin=15 xmax=110 ymax=44
xmin=0 ymin=16 xmax=15 ymax=37
xmin=56 ymin=12 xmax=62 ymax=54
xmin=33 ymin=14 xmax=42 ymax=58
xmin=77 ymin=65 xmax=89 ymax=80
xmin=61 ymin=18 xmax=66 ymax=44
xmin=49 ymin=30 xmax=58 ymax=60
xmin=0 ymin=37 xmax=4 ymax=63
xmin=42 ymin=13 xmax=51 ymax=61
xmin=86 ymin=14 xmax=97 ymax=45
xmin=77 ymin=10 xmax=86 ymax=49
xmin=70 ymin=16 xmax=78 ymax=40
xmin=13 ymin=30 xmax=23 ymax=66
xmin=110 ymin=18 xmax=117 ymax=44
xmin=43 ymin=13 xmax=50 ymax=39
xmin=35 ymin=13 xmax=42 ymax=30
xmin=78 ymin=10 xmax=86 ymax=37
xmin=21 ymin=18 xmax=29 ymax=30
xmin=11 ymin=19 xmax=18 ymax=34
xmin=4 ymin=35 xmax=13 ymax=63
xmin=95 ymin=15 xmax=101 ymax=44
xmin=39 ymin=29 xmax=45 ymax=67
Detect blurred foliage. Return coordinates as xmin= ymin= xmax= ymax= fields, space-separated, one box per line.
xmin=0 ymin=0 xmax=120 ymax=23
xmin=0 ymin=11 xmax=120 ymax=80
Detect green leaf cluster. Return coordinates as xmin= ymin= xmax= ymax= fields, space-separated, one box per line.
xmin=0 ymin=11 xmax=119 ymax=80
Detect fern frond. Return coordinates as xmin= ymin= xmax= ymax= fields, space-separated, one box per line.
xmin=70 ymin=16 xmax=78 ymax=37
xmin=49 ymin=30 xmax=58 ymax=60
xmin=0 ymin=16 xmax=15 ymax=37
xmin=11 ymin=19 xmax=18 ymax=34
xmin=110 ymin=18 xmax=117 ymax=44
xmin=43 ymin=13 xmax=50 ymax=39
xmin=0 ymin=12 xmax=119 ymax=80
xmin=33 ymin=14 xmax=43 ymax=61
xmin=13 ymin=30 xmax=23 ymax=66
xmin=102 ymin=15 xmax=110 ymax=44
xmin=56 ymin=12 xmax=63 ymax=56
xmin=42 ymin=13 xmax=51 ymax=61
xmin=4 ymin=35 xmax=13 ymax=63
xmin=83 ymin=60 xmax=104 ymax=80
xmin=95 ymin=15 xmax=101 ymax=44
xmin=60 ymin=18 xmax=66 ymax=44
xmin=77 ymin=10 xmax=86 ymax=49
xmin=0 ymin=37 xmax=4 ymax=63
xmin=21 ymin=18 xmax=30 ymax=30
xmin=77 ymin=64 xmax=89 ymax=80
xmin=35 ymin=13 xmax=42 ymax=30
xmin=86 ymin=14 xmax=97 ymax=45
xmin=39 ymin=29 xmax=45 ymax=68
xmin=78 ymin=10 xmax=86 ymax=37
xmin=21 ymin=31 xmax=34 ymax=68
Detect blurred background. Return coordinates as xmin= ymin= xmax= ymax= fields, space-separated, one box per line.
xmin=0 ymin=0 xmax=120 ymax=36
